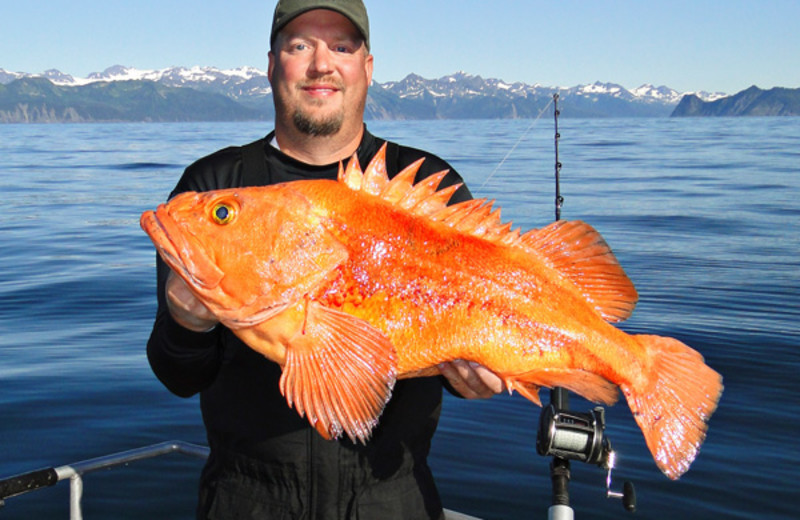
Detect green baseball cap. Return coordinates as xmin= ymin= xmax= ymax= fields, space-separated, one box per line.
xmin=271 ymin=0 xmax=370 ymax=50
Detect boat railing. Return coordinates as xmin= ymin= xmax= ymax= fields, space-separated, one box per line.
xmin=0 ymin=440 xmax=481 ymax=520
xmin=0 ymin=440 xmax=209 ymax=520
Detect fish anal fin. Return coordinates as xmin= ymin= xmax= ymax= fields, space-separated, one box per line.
xmin=509 ymin=368 xmax=619 ymax=406
xmin=626 ymin=335 xmax=723 ymax=479
xmin=279 ymin=302 xmax=397 ymax=443
xmin=522 ymin=220 xmax=639 ymax=322
xmin=507 ymin=380 xmax=542 ymax=406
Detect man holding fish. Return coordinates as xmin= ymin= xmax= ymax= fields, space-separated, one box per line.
xmin=146 ymin=0 xmax=503 ymax=518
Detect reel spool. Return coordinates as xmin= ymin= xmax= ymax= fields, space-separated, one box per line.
xmin=537 ymin=403 xmax=636 ymax=513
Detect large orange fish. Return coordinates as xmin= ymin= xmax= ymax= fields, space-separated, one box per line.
xmin=141 ymin=144 xmax=722 ymax=479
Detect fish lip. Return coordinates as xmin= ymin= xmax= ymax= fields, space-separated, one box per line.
xmin=140 ymin=204 xmax=225 ymax=291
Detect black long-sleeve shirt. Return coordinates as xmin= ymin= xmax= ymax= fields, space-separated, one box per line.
xmin=146 ymin=128 xmax=472 ymax=520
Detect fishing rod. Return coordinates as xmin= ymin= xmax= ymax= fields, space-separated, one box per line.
xmin=535 ymin=94 xmax=636 ymax=519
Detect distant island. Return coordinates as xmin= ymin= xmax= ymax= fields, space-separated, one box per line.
xmin=1 ymin=65 xmax=795 ymax=123
xmin=671 ymin=86 xmax=800 ymax=116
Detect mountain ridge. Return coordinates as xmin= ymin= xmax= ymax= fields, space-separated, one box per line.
xmin=0 ymin=65 xmax=734 ymax=123
xmin=671 ymin=85 xmax=800 ymax=116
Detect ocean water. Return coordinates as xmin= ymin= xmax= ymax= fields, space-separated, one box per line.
xmin=0 ymin=117 xmax=798 ymax=519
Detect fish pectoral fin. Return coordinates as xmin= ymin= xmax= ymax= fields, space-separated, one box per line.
xmin=279 ymin=301 xmax=397 ymax=444
xmin=522 ymin=220 xmax=639 ymax=323
xmin=509 ymin=368 xmax=619 ymax=406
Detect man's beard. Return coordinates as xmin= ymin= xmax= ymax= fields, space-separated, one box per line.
xmin=290 ymin=80 xmax=346 ymax=137
xmin=292 ymin=108 xmax=344 ymax=137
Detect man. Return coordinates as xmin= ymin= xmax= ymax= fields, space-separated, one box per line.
xmin=146 ymin=1 xmax=503 ymax=518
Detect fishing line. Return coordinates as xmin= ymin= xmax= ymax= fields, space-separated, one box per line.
xmin=478 ymin=96 xmax=555 ymax=190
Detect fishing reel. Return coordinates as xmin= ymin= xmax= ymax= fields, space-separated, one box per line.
xmin=537 ymin=403 xmax=636 ymax=513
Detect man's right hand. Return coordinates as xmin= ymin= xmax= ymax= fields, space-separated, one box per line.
xmin=166 ymin=270 xmax=219 ymax=332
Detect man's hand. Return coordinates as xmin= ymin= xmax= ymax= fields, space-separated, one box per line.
xmin=439 ymin=360 xmax=505 ymax=399
xmin=165 ymin=270 xmax=219 ymax=332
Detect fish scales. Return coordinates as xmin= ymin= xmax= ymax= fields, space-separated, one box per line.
xmin=141 ymin=143 xmax=723 ymax=480
xmin=317 ymin=192 xmax=631 ymax=379
xmin=311 ymin=191 xmax=579 ymax=373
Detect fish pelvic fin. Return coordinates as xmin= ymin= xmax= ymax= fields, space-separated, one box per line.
xmin=507 ymin=368 xmax=619 ymax=407
xmin=521 ymin=220 xmax=639 ymax=323
xmin=279 ymin=301 xmax=397 ymax=444
xmin=625 ymin=334 xmax=723 ymax=480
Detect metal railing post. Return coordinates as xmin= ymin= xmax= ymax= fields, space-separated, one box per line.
xmin=69 ymin=473 xmax=84 ymax=520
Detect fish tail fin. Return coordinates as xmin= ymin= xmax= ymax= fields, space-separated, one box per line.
xmin=625 ymin=334 xmax=723 ymax=479
xmin=280 ymin=302 xmax=397 ymax=444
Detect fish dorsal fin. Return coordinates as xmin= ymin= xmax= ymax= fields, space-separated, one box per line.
xmin=341 ymin=147 xmax=513 ymax=241
xmin=380 ymin=158 xmax=423 ymax=204
xmin=362 ymin=144 xmax=389 ymax=196
xmin=339 ymin=154 xmax=363 ymax=191
xmin=341 ymin=150 xmax=637 ymax=321
xmin=342 ymin=144 xmax=456 ymax=217
xmin=430 ymin=198 xmax=519 ymax=243
xmin=521 ymin=220 xmax=639 ymax=322
xmin=398 ymin=169 xmax=451 ymax=210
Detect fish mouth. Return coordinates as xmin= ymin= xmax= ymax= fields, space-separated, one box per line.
xmin=140 ymin=204 xmax=224 ymax=291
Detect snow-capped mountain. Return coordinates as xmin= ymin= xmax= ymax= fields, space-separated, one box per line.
xmin=0 ymin=65 xmax=273 ymax=106
xmin=373 ymin=73 xmax=727 ymax=118
xmin=379 ymin=72 xmax=724 ymax=105
xmin=1 ymin=65 xmax=725 ymax=103
xmin=0 ymin=65 xmax=730 ymax=122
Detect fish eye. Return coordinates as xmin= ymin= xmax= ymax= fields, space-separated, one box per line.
xmin=211 ymin=203 xmax=235 ymax=225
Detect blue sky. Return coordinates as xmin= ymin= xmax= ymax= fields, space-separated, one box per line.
xmin=3 ymin=0 xmax=798 ymax=94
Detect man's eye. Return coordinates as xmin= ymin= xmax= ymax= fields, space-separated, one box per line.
xmin=294 ymin=43 xmax=307 ymax=51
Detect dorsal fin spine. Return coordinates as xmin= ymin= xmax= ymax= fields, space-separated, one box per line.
xmin=379 ymin=159 xmax=421 ymax=204
xmin=341 ymin=155 xmax=363 ymax=191
xmin=398 ymin=170 xmax=450 ymax=210
xmin=412 ymin=183 xmax=461 ymax=217
xmin=437 ymin=199 xmax=486 ymax=226
xmin=362 ymin=143 xmax=389 ymax=195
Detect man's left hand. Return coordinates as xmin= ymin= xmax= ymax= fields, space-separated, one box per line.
xmin=439 ymin=360 xmax=506 ymax=399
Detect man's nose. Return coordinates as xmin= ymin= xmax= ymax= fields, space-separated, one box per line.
xmin=310 ymin=45 xmax=334 ymax=75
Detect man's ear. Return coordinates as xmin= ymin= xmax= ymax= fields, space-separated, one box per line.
xmin=268 ymin=50 xmax=276 ymax=84
xmin=364 ymin=52 xmax=373 ymax=85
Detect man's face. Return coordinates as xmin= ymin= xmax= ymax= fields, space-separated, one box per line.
xmin=268 ymin=9 xmax=373 ymax=138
